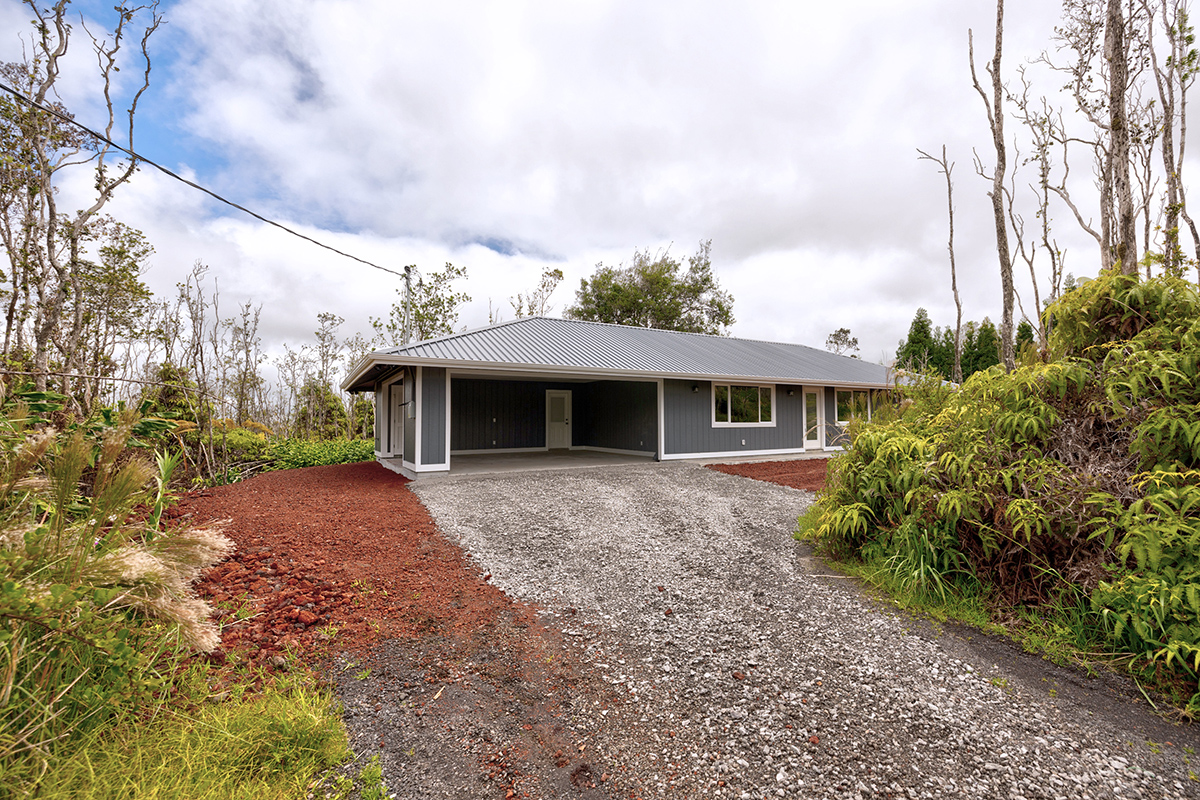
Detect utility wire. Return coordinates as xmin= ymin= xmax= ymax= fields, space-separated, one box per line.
xmin=0 ymin=81 xmax=406 ymax=279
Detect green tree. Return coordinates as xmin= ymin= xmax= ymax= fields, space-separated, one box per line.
xmin=294 ymin=378 xmax=349 ymax=440
xmin=510 ymin=267 xmax=564 ymax=318
xmin=0 ymin=1 xmax=164 ymax=395
xmin=1015 ymin=318 xmax=1036 ymax=358
xmin=965 ymin=318 xmax=1001 ymax=376
xmin=825 ymin=327 xmax=860 ymax=356
xmin=895 ymin=308 xmax=937 ymax=371
xmin=564 ymin=240 xmax=734 ymax=335
xmin=372 ymin=263 xmax=471 ymax=345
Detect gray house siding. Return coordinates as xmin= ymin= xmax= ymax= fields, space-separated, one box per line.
xmin=403 ymin=368 xmax=416 ymax=461
xmin=420 ymin=367 xmax=447 ymax=465
xmin=451 ymin=379 xmax=546 ymax=450
xmin=574 ymin=380 xmax=657 ymax=453
xmin=663 ymin=379 xmax=805 ymax=456
xmin=451 ymin=378 xmax=658 ymax=454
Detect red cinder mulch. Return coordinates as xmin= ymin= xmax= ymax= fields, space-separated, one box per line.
xmin=178 ymin=462 xmax=620 ymax=796
xmin=176 ymin=461 xmax=535 ymax=669
xmin=705 ymin=458 xmax=828 ymax=492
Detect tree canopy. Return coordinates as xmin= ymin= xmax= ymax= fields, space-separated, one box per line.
xmin=564 ymin=240 xmax=734 ymax=335
xmin=895 ymin=308 xmax=1003 ymax=382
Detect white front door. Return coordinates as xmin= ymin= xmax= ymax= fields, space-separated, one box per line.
xmin=804 ymin=388 xmax=823 ymax=450
xmin=389 ymin=381 xmax=405 ymax=457
xmin=546 ymin=390 xmax=572 ymax=449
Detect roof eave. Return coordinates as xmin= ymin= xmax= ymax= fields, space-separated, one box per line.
xmin=341 ymin=353 xmax=891 ymax=391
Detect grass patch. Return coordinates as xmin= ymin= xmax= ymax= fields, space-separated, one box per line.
xmin=32 ymin=670 xmax=350 ymax=800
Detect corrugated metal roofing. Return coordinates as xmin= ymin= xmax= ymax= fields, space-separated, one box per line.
xmin=343 ymin=317 xmax=890 ymax=390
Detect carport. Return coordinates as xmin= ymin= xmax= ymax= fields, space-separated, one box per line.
xmin=341 ymin=316 xmax=890 ymax=480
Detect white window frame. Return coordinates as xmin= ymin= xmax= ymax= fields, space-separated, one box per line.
xmin=712 ymin=383 xmax=777 ymax=428
xmin=835 ymin=389 xmax=872 ymax=426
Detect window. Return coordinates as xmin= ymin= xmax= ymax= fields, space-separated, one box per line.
xmin=835 ymin=389 xmax=871 ymax=424
xmin=713 ymin=384 xmax=774 ymax=426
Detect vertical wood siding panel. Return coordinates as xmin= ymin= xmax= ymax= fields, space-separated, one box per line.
xmin=421 ymin=368 xmax=447 ymax=464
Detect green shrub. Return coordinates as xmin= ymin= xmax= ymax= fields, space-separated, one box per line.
xmin=266 ymin=438 xmax=374 ymax=471
xmin=807 ymin=272 xmax=1200 ymax=704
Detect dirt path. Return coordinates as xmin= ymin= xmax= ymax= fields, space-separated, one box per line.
xmin=184 ymin=460 xmax=1198 ymax=799
xmin=183 ymin=462 xmax=628 ymax=797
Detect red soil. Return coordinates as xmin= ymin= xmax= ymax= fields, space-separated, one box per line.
xmin=178 ymin=461 xmax=536 ymax=668
xmin=179 ymin=462 xmax=616 ymax=797
xmin=705 ymin=458 xmax=829 ymax=492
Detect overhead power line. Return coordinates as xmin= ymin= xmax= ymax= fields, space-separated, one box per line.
xmin=0 ymin=81 xmax=406 ymax=279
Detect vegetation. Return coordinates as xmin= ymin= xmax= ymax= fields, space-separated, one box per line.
xmin=806 ymin=272 xmax=1200 ymax=710
xmin=565 ymin=240 xmax=734 ymax=335
xmin=0 ymin=386 xmax=358 ymax=797
xmin=894 ymin=308 xmax=1003 ymax=381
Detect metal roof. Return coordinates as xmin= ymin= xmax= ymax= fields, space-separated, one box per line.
xmin=342 ymin=316 xmax=890 ymax=391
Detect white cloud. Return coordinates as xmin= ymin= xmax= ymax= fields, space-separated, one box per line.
xmin=0 ymin=0 xmax=1140 ymax=381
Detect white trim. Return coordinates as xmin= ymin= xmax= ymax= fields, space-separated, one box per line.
xmin=451 ymin=447 xmax=548 ymax=455
xmin=834 ymin=388 xmax=874 ymax=425
xmin=381 ymin=372 xmax=405 ymax=458
xmin=444 ymin=369 xmax=453 ymax=471
xmin=711 ymin=383 xmax=777 ymax=428
xmin=402 ymin=459 xmax=449 ymax=473
xmin=661 ymin=446 xmax=812 ymax=461
xmin=343 ymin=353 xmax=889 ymax=393
xmin=656 ymin=378 xmax=665 ymax=462
xmin=413 ymin=367 xmax=423 ymax=466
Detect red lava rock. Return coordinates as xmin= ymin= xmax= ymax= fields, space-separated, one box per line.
xmin=706 ymin=459 xmax=828 ymax=492
xmin=809 ymin=735 xmax=820 ymax=745
xmin=732 ymin=670 xmax=746 ymax=681
xmin=664 ymin=608 xmax=673 ymax=616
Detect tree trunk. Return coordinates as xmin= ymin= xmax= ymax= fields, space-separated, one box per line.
xmin=1107 ymin=0 xmax=1139 ymax=273
xmin=970 ymin=0 xmax=1016 ymax=371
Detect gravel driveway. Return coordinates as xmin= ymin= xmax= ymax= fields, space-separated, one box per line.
xmin=414 ymin=462 xmax=1198 ymax=799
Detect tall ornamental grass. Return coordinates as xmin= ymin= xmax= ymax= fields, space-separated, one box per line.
xmin=0 ymin=388 xmax=233 ymax=791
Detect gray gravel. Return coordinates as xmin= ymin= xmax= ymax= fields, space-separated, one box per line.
xmin=413 ymin=462 xmax=1199 ymax=799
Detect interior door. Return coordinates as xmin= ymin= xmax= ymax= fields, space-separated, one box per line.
xmin=804 ymin=388 xmax=822 ymax=450
xmin=546 ymin=390 xmax=572 ymax=449
xmin=390 ymin=381 xmax=405 ymax=457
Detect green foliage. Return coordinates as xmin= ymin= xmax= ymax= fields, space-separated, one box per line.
xmin=0 ymin=391 xmax=233 ymax=790
xmin=293 ymin=380 xmax=349 ymax=441
xmin=812 ymin=272 xmax=1200 ymax=704
xmin=895 ymin=310 xmax=1001 ymax=381
xmin=372 ymin=262 xmax=471 ymax=345
xmin=564 ymin=240 xmax=734 ymax=335
xmin=266 ymin=439 xmax=374 ymax=471
xmin=37 ymin=671 xmax=349 ymax=800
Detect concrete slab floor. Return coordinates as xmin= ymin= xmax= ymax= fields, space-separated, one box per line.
xmin=409 ymin=448 xmax=835 ymax=480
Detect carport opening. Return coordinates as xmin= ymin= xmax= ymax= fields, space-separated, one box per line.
xmin=450 ymin=377 xmax=658 ymax=460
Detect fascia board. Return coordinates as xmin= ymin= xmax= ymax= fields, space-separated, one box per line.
xmin=347 ymin=354 xmax=892 ymax=390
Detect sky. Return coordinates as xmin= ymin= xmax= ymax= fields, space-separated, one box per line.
xmin=0 ymin=0 xmax=1128 ymax=381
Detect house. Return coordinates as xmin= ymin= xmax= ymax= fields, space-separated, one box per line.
xmin=341 ymin=316 xmax=890 ymax=479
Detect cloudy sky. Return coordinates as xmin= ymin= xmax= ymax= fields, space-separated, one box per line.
xmin=2 ymin=0 xmax=1113 ymax=378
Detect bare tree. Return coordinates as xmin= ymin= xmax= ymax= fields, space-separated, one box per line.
xmin=970 ymin=0 xmax=1017 ymax=371
xmin=0 ymin=1 xmax=163 ymax=396
xmin=510 ymin=268 xmax=564 ymax=318
xmin=1142 ymin=0 xmax=1200 ymax=278
xmin=917 ymin=145 xmax=964 ymax=382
